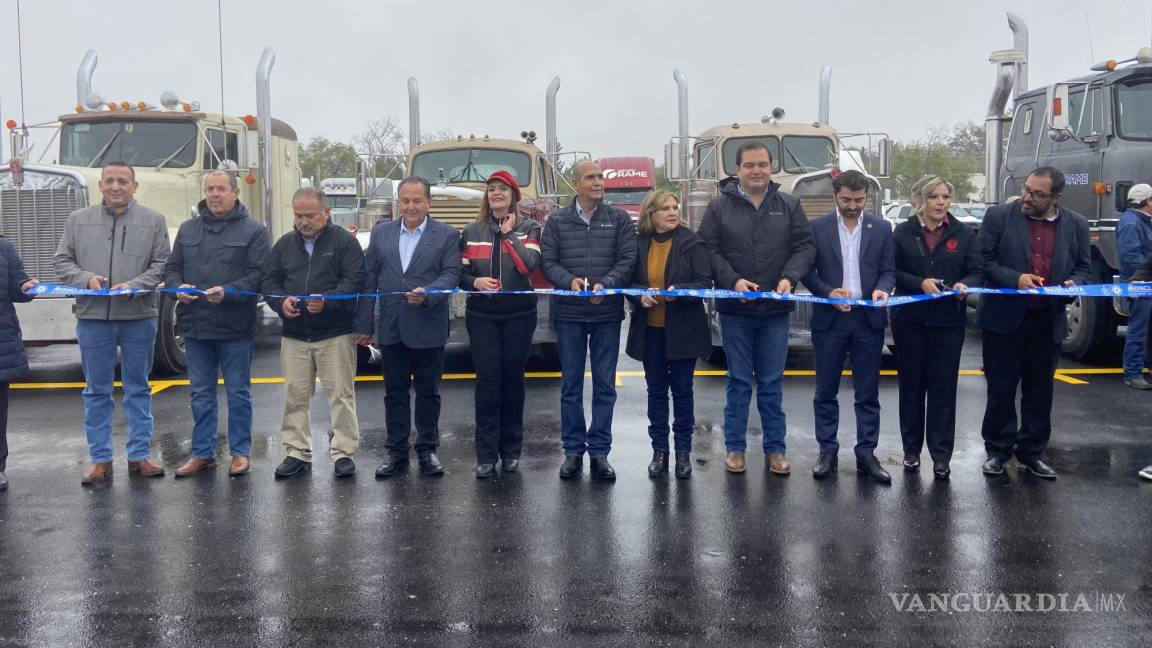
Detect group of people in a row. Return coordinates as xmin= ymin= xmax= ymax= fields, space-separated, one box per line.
xmin=1 ymin=147 xmax=1150 ymax=492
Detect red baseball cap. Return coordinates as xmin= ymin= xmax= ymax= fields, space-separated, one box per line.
xmin=486 ymin=170 xmax=521 ymax=204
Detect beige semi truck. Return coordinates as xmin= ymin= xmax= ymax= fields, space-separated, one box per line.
xmin=0 ymin=48 xmax=300 ymax=374
xmin=665 ymin=67 xmax=891 ymax=357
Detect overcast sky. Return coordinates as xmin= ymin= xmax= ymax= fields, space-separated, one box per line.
xmin=2 ymin=0 xmax=1151 ymax=162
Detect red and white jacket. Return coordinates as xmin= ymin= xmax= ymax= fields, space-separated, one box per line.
xmin=459 ymin=216 xmax=543 ymax=318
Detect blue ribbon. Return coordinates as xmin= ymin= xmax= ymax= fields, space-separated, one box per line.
xmin=26 ymin=282 xmax=1152 ymax=308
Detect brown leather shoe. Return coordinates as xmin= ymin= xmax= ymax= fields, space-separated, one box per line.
xmin=724 ymin=452 xmax=746 ymax=474
xmin=128 ymin=458 xmax=165 ymax=478
xmin=228 ymin=456 xmax=251 ymax=476
xmin=767 ymin=452 xmax=791 ymax=475
xmin=174 ymin=457 xmax=217 ymax=478
xmin=80 ymin=462 xmax=113 ymax=485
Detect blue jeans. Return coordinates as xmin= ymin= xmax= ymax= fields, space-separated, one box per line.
xmin=1123 ymin=297 xmax=1151 ymax=380
xmin=642 ymin=326 xmax=696 ymax=453
xmin=555 ymin=319 xmax=621 ymax=458
xmin=719 ymin=312 xmax=789 ymax=454
xmin=186 ymin=337 xmax=254 ymax=459
xmin=77 ymin=318 xmax=157 ymax=463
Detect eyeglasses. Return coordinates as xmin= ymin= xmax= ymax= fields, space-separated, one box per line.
xmin=1021 ymin=187 xmax=1054 ymax=200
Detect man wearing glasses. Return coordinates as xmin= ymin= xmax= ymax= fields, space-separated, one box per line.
xmin=976 ymin=167 xmax=1091 ymax=479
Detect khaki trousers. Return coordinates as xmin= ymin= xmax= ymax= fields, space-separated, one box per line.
xmin=279 ymin=334 xmax=359 ymax=461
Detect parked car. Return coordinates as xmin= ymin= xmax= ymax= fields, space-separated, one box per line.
xmin=883 ymin=202 xmax=980 ymax=232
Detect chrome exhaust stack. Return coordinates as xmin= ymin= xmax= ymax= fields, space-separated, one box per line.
xmin=256 ymin=47 xmax=275 ymax=232
xmin=545 ymin=76 xmax=561 ymax=164
xmin=408 ymin=77 xmax=420 ymax=151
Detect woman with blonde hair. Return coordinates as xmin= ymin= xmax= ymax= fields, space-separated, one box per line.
xmin=890 ymin=176 xmax=983 ymax=480
xmin=458 ymin=170 xmax=543 ymax=478
xmin=624 ymin=189 xmax=712 ymax=478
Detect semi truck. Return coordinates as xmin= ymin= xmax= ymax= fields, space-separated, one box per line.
xmin=0 ymin=48 xmax=300 ymax=374
xmin=596 ymin=156 xmax=656 ymax=220
xmin=983 ymin=13 xmax=1152 ymax=361
xmin=665 ymin=67 xmax=891 ymax=358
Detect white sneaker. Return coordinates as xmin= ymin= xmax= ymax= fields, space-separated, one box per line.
xmin=1139 ymin=465 xmax=1152 ymax=481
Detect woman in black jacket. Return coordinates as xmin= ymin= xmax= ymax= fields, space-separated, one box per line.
xmin=460 ymin=170 xmax=543 ymax=479
xmin=891 ymin=176 xmax=983 ymax=480
xmin=625 ymin=189 xmax=712 ymax=478
xmin=0 ymin=236 xmax=37 ymax=492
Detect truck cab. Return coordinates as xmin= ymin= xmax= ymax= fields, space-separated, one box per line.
xmin=596 ymin=156 xmax=656 ymax=221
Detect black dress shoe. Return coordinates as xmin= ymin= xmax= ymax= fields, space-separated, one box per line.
xmin=476 ymin=463 xmax=496 ymax=479
xmin=982 ymin=456 xmax=1006 ymax=476
xmin=648 ymin=451 xmax=669 ymax=477
xmin=374 ymin=455 xmax=409 ymax=478
xmin=933 ymin=462 xmax=951 ymax=481
xmin=856 ymin=455 xmax=891 ymax=484
xmin=334 ymin=457 xmax=356 ymax=478
xmin=903 ymin=453 xmax=921 ymax=472
xmin=418 ymin=452 xmax=444 ymax=476
xmin=674 ymin=452 xmax=692 ymax=479
xmin=590 ymin=457 xmax=616 ymax=481
xmin=1019 ymin=458 xmax=1057 ymax=479
xmin=501 ymin=459 xmax=519 ymax=473
xmin=0 ymin=471 xmax=7 ymax=492
xmin=274 ymin=457 xmax=311 ymax=479
xmin=559 ymin=455 xmax=583 ymax=479
xmin=812 ymin=453 xmax=838 ymax=480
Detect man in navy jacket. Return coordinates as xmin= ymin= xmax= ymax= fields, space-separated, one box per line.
xmin=357 ymin=177 xmax=462 ymax=478
xmin=802 ymin=171 xmax=895 ymax=483
xmin=976 ymin=167 xmax=1091 ymax=479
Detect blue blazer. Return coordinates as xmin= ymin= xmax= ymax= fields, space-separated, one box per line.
xmin=356 ymin=217 xmax=462 ymax=349
xmin=801 ymin=212 xmax=896 ymax=332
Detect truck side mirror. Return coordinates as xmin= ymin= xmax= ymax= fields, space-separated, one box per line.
xmin=244 ymin=132 xmax=259 ymax=168
xmin=877 ymin=138 xmax=892 ymax=178
xmin=355 ymin=158 xmax=367 ymax=197
xmin=665 ymin=142 xmax=683 ymax=181
xmin=1047 ymin=84 xmax=1072 ymax=141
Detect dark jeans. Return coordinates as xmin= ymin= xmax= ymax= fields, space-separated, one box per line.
xmin=891 ymin=319 xmax=965 ymax=462
xmin=0 ymin=381 xmax=8 ymax=471
xmin=642 ymin=326 xmax=696 ymax=453
xmin=467 ymin=313 xmax=536 ymax=464
xmin=555 ymin=319 xmax=621 ymax=458
xmin=185 ymin=337 xmax=254 ymax=459
xmin=718 ymin=312 xmax=790 ymax=454
xmin=382 ymin=343 xmax=446 ymax=456
xmin=981 ymin=310 xmax=1060 ymax=462
xmin=1123 ymin=297 xmax=1152 ymax=380
xmin=811 ymin=310 xmax=884 ymax=459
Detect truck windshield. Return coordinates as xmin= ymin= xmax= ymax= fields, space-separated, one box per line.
xmin=1116 ymin=78 xmax=1152 ymax=140
xmin=411 ymin=148 xmax=531 ymax=186
xmin=61 ymin=120 xmax=199 ymax=168
xmin=721 ymin=137 xmax=780 ymax=176
xmin=780 ymin=136 xmax=836 ymax=174
xmin=328 ymin=196 xmax=359 ymax=209
xmin=603 ymin=189 xmax=651 ymax=204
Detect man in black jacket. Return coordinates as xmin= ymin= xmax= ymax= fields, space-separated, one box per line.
xmin=977 ymin=167 xmax=1091 ymax=479
xmin=165 ymin=171 xmax=269 ymax=478
xmin=697 ymin=142 xmax=815 ymax=476
xmin=263 ymin=187 xmax=366 ymax=479
xmin=541 ymin=160 xmax=637 ymax=481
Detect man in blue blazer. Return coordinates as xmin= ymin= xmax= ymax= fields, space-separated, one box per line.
xmin=802 ymin=171 xmax=896 ymax=483
xmin=976 ymin=167 xmax=1091 ymax=479
xmin=356 ymin=177 xmax=462 ymax=477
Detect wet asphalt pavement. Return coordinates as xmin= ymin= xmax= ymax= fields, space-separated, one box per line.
xmin=2 ymin=311 xmax=1151 ymax=646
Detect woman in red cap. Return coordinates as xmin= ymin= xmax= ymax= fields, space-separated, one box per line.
xmin=459 ymin=170 xmax=544 ymax=478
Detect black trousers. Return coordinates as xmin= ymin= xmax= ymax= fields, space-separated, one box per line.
xmin=891 ymin=319 xmax=965 ymax=462
xmin=466 ymin=313 xmax=536 ymax=464
xmin=980 ymin=310 xmax=1060 ymax=462
xmin=0 ymin=381 xmax=8 ymax=471
xmin=381 ymin=343 xmax=446 ymax=456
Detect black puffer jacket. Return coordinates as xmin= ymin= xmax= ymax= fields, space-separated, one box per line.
xmin=163 ymin=201 xmax=270 ymax=339
xmin=540 ymin=201 xmax=637 ymax=322
xmin=891 ymin=215 xmax=983 ymax=327
xmin=697 ymin=177 xmax=816 ymax=316
xmin=263 ymin=222 xmax=365 ymax=342
xmin=459 ymin=216 xmax=543 ymax=320
xmin=625 ymin=226 xmax=713 ymax=361
xmin=0 ymin=236 xmax=32 ymax=382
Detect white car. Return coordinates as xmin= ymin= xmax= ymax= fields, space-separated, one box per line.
xmin=882 ymin=202 xmax=980 ymax=232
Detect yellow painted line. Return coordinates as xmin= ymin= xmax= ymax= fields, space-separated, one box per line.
xmin=1054 ymin=373 xmax=1090 ymax=385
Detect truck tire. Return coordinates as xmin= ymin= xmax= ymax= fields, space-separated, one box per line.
xmin=702 ymin=345 xmax=726 ymax=367
xmin=1062 ymin=261 xmax=1117 ymax=363
xmin=536 ymin=342 xmax=561 ymax=371
xmin=153 ymin=293 xmax=187 ymax=376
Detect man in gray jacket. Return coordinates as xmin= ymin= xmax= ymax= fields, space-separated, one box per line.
xmin=54 ymin=162 xmax=171 ymax=485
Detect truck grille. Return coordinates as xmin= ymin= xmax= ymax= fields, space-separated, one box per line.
xmin=429 ymin=200 xmax=480 ymax=231
xmin=798 ymin=197 xmax=836 ymax=219
xmin=0 ymin=185 xmax=86 ymax=281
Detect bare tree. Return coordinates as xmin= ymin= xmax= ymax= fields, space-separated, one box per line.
xmin=353 ymin=118 xmax=456 ymax=179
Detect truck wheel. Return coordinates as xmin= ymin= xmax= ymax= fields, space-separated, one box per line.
xmin=701 ymin=345 xmax=726 ymax=367
xmin=1062 ymin=262 xmax=1117 ymax=363
xmin=153 ymin=294 xmax=187 ymax=375
xmin=536 ymin=342 xmax=561 ymax=370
